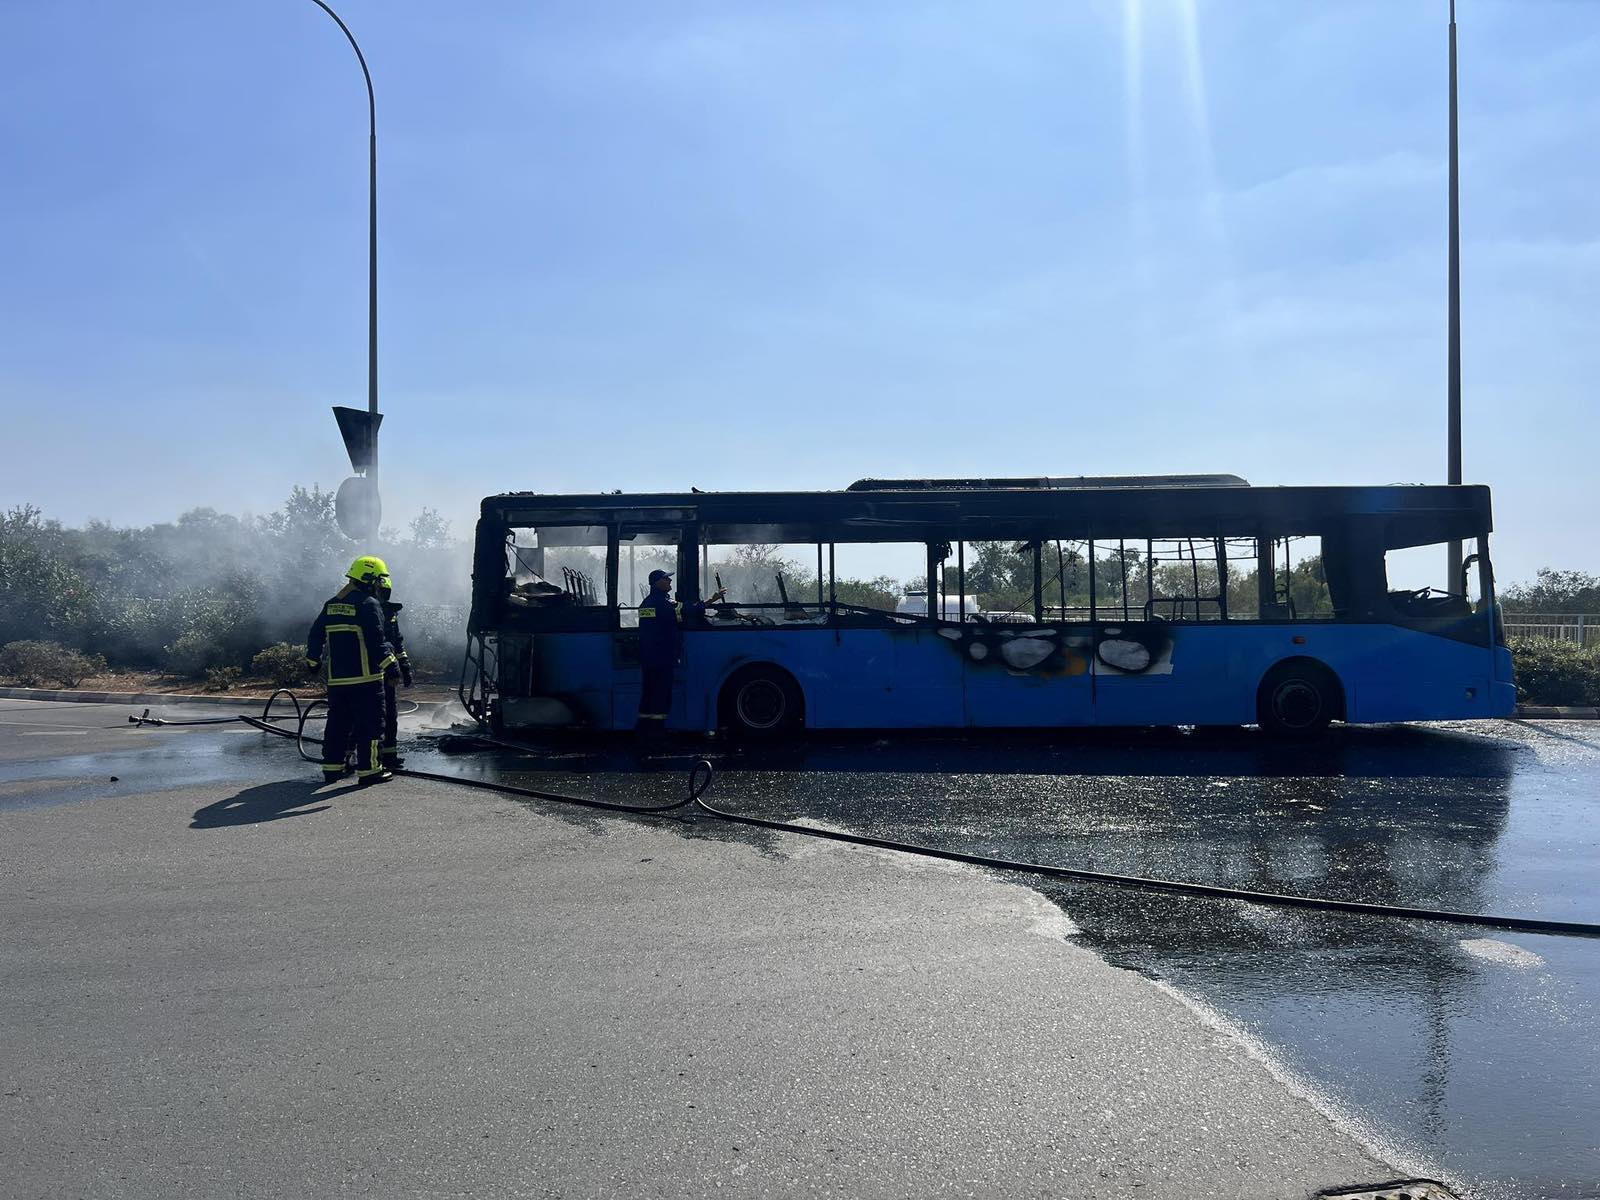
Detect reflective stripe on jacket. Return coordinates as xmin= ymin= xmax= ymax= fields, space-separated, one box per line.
xmin=305 ymin=584 xmax=396 ymax=686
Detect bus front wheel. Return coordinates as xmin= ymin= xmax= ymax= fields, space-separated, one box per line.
xmin=721 ymin=666 xmax=803 ymax=738
xmin=1257 ymin=660 xmax=1342 ymax=738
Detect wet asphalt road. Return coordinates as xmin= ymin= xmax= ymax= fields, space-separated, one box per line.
xmin=2 ymin=700 xmax=1596 ymax=1197
xmin=448 ymin=719 xmax=1600 ymax=1199
xmin=0 ymin=698 xmax=1403 ymax=1199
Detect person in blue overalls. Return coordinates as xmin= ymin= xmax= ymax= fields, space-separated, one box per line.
xmin=636 ymin=568 xmax=723 ymax=749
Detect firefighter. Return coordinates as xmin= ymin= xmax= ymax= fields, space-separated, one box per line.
xmin=375 ymin=572 xmax=413 ymax=769
xmin=305 ymin=555 xmax=397 ymax=786
xmin=636 ymin=568 xmax=723 ymax=749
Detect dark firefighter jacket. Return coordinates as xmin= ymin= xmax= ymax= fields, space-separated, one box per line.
xmin=381 ymin=600 xmax=409 ymax=670
xmin=306 ymin=585 xmax=396 ymax=686
xmin=637 ymin=590 xmax=705 ymax=669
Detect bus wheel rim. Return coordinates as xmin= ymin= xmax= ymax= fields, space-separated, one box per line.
xmin=736 ymin=679 xmax=786 ymax=729
xmin=1273 ymin=679 xmax=1322 ymax=728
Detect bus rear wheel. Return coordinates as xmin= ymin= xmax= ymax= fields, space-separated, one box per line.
xmin=1257 ymin=660 xmax=1342 ymax=738
xmin=722 ymin=666 xmax=803 ymax=738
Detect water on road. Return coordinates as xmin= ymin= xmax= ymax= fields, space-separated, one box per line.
xmin=430 ymin=720 xmax=1599 ymax=1199
xmin=4 ymin=700 xmax=1595 ymax=1196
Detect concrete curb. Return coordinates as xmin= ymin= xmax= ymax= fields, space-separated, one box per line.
xmin=1514 ymin=705 xmax=1600 ymax=720
xmin=0 ymin=686 xmax=289 ymax=708
xmin=0 ymin=686 xmax=457 ymax=716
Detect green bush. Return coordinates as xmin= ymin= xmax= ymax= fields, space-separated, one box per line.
xmin=1 ymin=492 xmax=471 ymax=680
xmin=203 ymin=665 xmax=242 ymax=692
xmin=0 ymin=507 xmax=99 ymax=647
xmin=1509 ymin=637 xmax=1600 ymax=706
xmin=100 ymin=584 xmax=266 ymax=673
xmin=251 ymin=642 xmax=309 ymax=688
xmin=166 ymin=630 xmax=227 ymax=677
xmin=0 ymin=640 xmax=106 ymax=687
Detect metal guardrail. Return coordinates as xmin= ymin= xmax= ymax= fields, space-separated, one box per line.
xmin=1503 ymin=613 xmax=1598 ymax=647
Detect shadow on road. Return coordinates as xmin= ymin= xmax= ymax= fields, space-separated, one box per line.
xmin=444 ymin=723 xmax=1524 ymax=782
xmin=190 ymin=780 xmax=332 ymax=828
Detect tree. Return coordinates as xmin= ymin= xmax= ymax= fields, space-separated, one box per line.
xmin=833 ymin=575 xmax=902 ymax=611
xmin=1225 ymin=565 xmax=1260 ymax=618
xmin=1284 ymin=557 xmax=1334 ymax=617
xmin=965 ymin=542 xmax=1027 ymax=596
xmin=1500 ymin=569 xmax=1600 ymax=614
xmin=408 ymin=508 xmax=452 ymax=550
xmin=708 ymin=544 xmax=818 ymax=605
xmin=262 ymin=485 xmax=345 ymax=580
xmin=0 ymin=506 xmax=97 ymax=646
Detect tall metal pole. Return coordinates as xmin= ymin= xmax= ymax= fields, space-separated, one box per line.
xmin=1446 ymin=0 xmax=1463 ymax=590
xmin=307 ymin=0 xmax=379 ymax=476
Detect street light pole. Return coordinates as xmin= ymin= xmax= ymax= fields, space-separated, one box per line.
xmin=1446 ymin=0 xmax=1463 ymax=590
xmin=307 ymin=0 xmax=379 ymax=477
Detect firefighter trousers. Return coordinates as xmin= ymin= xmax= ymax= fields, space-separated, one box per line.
xmin=635 ymin=664 xmax=674 ymax=748
xmin=321 ymin=680 xmax=384 ymax=779
xmin=381 ymin=680 xmax=400 ymax=766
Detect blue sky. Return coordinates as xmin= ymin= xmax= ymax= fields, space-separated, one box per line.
xmin=0 ymin=1 xmax=1595 ymax=586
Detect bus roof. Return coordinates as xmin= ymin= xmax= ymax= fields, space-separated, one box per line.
xmin=845 ymin=473 xmax=1252 ymax=491
xmin=479 ymin=481 xmax=1492 ymax=549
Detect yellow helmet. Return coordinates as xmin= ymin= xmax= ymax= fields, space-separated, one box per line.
xmin=346 ymin=555 xmax=390 ymax=586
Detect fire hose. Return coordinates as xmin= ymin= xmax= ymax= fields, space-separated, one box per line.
xmin=134 ymin=693 xmax=1600 ymax=940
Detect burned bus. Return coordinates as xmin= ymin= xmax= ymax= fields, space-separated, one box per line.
xmin=462 ymin=476 xmax=1514 ymax=737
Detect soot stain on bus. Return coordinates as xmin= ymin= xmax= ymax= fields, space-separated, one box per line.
xmin=936 ymin=623 xmax=1174 ymax=677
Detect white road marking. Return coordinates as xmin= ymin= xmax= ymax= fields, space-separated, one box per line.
xmin=0 ymin=701 xmax=110 ymax=711
xmin=0 ymin=721 xmax=108 ymax=730
xmin=18 ymin=730 xmax=89 ymax=737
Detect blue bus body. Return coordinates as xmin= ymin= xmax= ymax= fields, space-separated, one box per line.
xmin=523 ymin=620 xmax=1515 ymax=732
xmin=466 ymin=478 xmax=1514 ymax=735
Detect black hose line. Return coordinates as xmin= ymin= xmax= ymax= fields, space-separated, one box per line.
xmin=138 ymin=695 xmax=1600 ymax=941
xmin=131 ymin=708 xmax=246 ymax=727
xmin=130 ymin=689 xmax=413 ymax=727
xmin=693 ymin=798 xmax=1600 ymax=940
xmin=397 ymin=764 xmax=706 ymax=816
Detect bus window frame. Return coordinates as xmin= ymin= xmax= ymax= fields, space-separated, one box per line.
xmin=474 ymin=491 xmax=1494 ymax=638
xmin=501 ymin=522 xmax=616 ymax=630
xmin=618 ymin=523 xmax=688 ymax=626
xmin=698 ymin=536 xmax=828 ymax=623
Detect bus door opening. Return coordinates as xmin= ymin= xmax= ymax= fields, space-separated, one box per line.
xmin=614 ymin=524 xmax=685 ymax=729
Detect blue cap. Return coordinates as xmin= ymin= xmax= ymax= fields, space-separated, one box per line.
xmin=647 ymin=569 xmax=672 ymax=585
